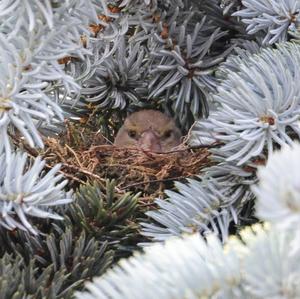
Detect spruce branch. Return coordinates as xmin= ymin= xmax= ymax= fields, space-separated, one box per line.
xmin=254 ymin=142 xmax=300 ymax=227
xmin=234 ymin=0 xmax=300 ymax=44
xmin=76 ymin=233 xmax=242 ymax=299
xmin=0 ymin=152 xmax=72 ymax=234
xmin=148 ymin=13 xmax=232 ymax=126
xmin=0 ymin=227 xmax=114 ymax=299
xmin=0 ymin=0 xmax=105 ymax=154
xmin=78 ymin=36 xmax=148 ymax=110
xmin=140 ymin=177 xmax=237 ymax=243
xmin=67 ymin=180 xmax=141 ymax=258
xmin=190 ymin=42 xmax=300 ymax=166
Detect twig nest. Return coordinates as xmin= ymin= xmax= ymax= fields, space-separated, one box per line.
xmin=15 ymin=124 xmax=213 ymax=197
xmin=42 ymin=139 xmax=211 ymax=196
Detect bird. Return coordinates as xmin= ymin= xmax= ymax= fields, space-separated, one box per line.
xmin=114 ymin=110 xmax=182 ymax=152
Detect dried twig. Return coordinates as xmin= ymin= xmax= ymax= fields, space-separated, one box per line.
xmin=118 ymin=175 xmax=193 ymax=190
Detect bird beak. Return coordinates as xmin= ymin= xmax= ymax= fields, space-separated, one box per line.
xmin=138 ymin=130 xmax=162 ymax=152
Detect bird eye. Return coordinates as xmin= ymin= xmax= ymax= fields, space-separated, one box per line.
xmin=128 ymin=130 xmax=137 ymax=139
xmin=163 ymin=130 xmax=172 ymax=139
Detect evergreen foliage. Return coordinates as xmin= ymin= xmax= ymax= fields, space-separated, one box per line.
xmin=77 ymin=143 xmax=300 ymax=298
xmin=233 ymin=0 xmax=300 ymax=44
xmin=1 ymin=0 xmax=300 ymax=298
xmin=68 ymin=181 xmax=142 ymax=258
xmin=140 ymin=178 xmax=237 ymax=243
xmin=0 ymin=152 xmax=72 ymax=234
xmin=0 ymin=229 xmax=113 ymax=299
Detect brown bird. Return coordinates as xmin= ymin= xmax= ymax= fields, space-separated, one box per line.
xmin=114 ymin=110 xmax=182 ymax=152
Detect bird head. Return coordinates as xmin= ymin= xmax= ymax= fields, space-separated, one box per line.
xmin=114 ymin=110 xmax=182 ymax=152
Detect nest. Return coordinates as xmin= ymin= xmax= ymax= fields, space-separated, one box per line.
xmin=16 ymin=122 xmax=213 ymax=201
